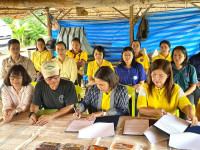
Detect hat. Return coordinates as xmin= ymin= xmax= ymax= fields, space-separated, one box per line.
xmin=41 ymin=60 xmax=59 ymax=79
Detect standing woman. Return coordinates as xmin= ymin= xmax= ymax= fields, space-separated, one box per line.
xmin=2 ymin=65 xmax=34 ymax=122
xmin=87 ymin=45 xmax=114 ymax=85
xmin=115 ymin=46 xmax=147 ymax=92
xmin=172 ymin=46 xmax=197 ymax=119
xmin=152 ymin=40 xmax=172 ymax=62
xmin=31 ymin=38 xmax=52 ymax=81
xmin=73 ymin=66 xmax=129 ymax=120
xmin=137 ymin=59 xmax=197 ymax=126
xmin=67 ymin=37 xmax=88 ymax=86
xmin=53 ymin=41 xmax=77 ymax=83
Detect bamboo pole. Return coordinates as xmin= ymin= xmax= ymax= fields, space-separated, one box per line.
xmin=45 ymin=7 xmax=52 ymax=37
xmin=129 ymin=5 xmax=134 ymax=45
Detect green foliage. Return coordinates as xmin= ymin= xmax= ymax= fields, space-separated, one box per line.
xmin=2 ymin=11 xmax=48 ymax=47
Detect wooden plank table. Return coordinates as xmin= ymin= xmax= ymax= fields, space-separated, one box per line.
xmin=0 ymin=113 xmax=173 ymax=150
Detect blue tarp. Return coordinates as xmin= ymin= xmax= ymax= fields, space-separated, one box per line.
xmin=52 ymin=7 xmax=200 ymax=62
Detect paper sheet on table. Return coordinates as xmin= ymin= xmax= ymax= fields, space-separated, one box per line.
xmin=123 ymin=119 xmax=149 ymax=135
xmin=169 ymin=132 xmax=200 ymax=150
xmin=78 ymin=123 xmax=114 ymax=139
xmin=154 ymin=113 xmax=189 ymax=134
xmin=144 ymin=126 xmax=169 ymax=143
xmin=65 ymin=119 xmax=95 ymax=132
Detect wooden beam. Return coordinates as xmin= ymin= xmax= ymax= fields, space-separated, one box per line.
xmin=133 ymin=4 xmax=153 ymax=26
xmin=129 ymin=5 xmax=134 ymax=45
xmin=54 ymin=9 xmax=65 ymax=21
xmin=45 ymin=7 xmax=52 ymax=37
xmin=92 ymin=7 xmax=102 ymax=17
xmin=112 ymin=7 xmax=129 ymax=19
xmin=29 ymin=11 xmax=47 ymax=27
xmin=57 ymin=8 xmax=73 ymax=21
xmin=189 ymin=2 xmax=200 ymax=9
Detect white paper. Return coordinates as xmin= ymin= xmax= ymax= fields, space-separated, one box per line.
xmin=65 ymin=119 xmax=95 ymax=132
xmin=154 ymin=113 xmax=189 ymax=134
xmin=144 ymin=126 xmax=169 ymax=143
xmin=123 ymin=119 xmax=149 ymax=135
xmin=78 ymin=123 xmax=114 ymax=139
xmin=169 ymin=132 xmax=200 ymax=150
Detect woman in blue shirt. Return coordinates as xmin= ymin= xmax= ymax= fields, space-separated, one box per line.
xmin=172 ymin=46 xmax=197 ymax=119
xmin=115 ymin=47 xmax=147 ymax=116
xmin=115 ymin=46 xmax=147 ymax=91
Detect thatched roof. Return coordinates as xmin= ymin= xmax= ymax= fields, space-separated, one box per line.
xmin=0 ymin=0 xmax=200 ymax=20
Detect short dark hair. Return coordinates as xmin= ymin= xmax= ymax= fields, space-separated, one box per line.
xmin=4 ymin=65 xmax=32 ymax=86
xmin=120 ymin=46 xmax=137 ymax=68
xmin=72 ymin=37 xmax=81 ymax=44
xmin=132 ymin=40 xmax=141 ymax=47
xmin=8 ymin=39 xmax=20 ymax=47
xmin=172 ymin=46 xmax=188 ymax=66
xmin=94 ymin=66 xmax=119 ymax=90
xmin=36 ymin=38 xmax=47 ymax=51
xmin=160 ymin=40 xmax=171 ymax=48
xmin=55 ymin=41 xmax=66 ymax=49
xmin=93 ymin=45 xmax=105 ymax=58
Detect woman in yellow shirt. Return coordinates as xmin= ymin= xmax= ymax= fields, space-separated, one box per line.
xmin=87 ymin=45 xmax=114 ymax=85
xmin=152 ymin=40 xmax=172 ymax=62
xmin=73 ymin=66 xmax=129 ymax=120
xmin=137 ymin=59 xmax=197 ymax=126
xmin=31 ymin=38 xmax=52 ymax=81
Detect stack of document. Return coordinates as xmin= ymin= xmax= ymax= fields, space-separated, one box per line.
xmin=144 ymin=113 xmax=200 ymax=150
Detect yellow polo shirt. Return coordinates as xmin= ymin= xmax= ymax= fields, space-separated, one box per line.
xmin=53 ymin=56 xmax=77 ymax=83
xmin=152 ymin=53 xmax=172 ymax=62
xmin=137 ymin=83 xmax=191 ymax=118
xmin=101 ymin=91 xmax=111 ymax=111
xmin=31 ymin=50 xmax=52 ymax=71
xmin=136 ymin=53 xmax=150 ymax=70
xmin=87 ymin=59 xmax=114 ymax=78
xmin=67 ymin=50 xmax=88 ymax=62
xmin=198 ymin=98 xmax=200 ymax=104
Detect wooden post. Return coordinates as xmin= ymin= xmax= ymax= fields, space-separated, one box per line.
xmin=45 ymin=7 xmax=52 ymax=37
xmin=129 ymin=5 xmax=134 ymax=46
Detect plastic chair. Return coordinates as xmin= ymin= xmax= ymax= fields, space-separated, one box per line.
xmin=75 ymin=85 xmax=85 ymax=101
xmin=125 ymin=85 xmax=136 ymax=116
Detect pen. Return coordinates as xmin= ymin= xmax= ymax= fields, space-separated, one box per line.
xmin=73 ymin=105 xmax=79 ymax=117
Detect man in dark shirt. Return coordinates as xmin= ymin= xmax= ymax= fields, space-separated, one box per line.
xmin=189 ymin=44 xmax=200 ymax=107
xmin=29 ymin=60 xmax=78 ymax=125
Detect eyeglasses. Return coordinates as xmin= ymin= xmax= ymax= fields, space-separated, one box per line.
xmin=56 ymin=48 xmax=65 ymax=51
xmin=160 ymin=46 xmax=169 ymax=49
xmin=123 ymin=54 xmax=133 ymax=57
xmin=151 ymin=73 xmax=168 ymax=79
xmin=9 ymin=76 xmax=22 ymax=80
xmin=45 ymin=75 xmax=59 ymax=82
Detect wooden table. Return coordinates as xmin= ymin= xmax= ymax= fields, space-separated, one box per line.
xmin=0 ymin=113 xmax=173 ymax=150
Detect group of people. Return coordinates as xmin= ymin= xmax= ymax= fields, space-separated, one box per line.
xmin=1 ymin=38 xmax=200 ymax=127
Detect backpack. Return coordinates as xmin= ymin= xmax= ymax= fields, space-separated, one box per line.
xmin=136 ymin=16 xmax=149 ymax=41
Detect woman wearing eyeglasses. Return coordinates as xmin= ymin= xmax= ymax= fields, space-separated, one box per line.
xmin=137 ymin=59 xmax=197 ymax=126
xmin=53 ymin=41 xmax=77 ymax=83
xmin=152 ymin=40 xmax=172 ymax=62
xmin=2 ymin=65 xmax=34 ymax=122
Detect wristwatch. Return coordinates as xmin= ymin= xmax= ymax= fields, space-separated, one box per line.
xmin=15 ymin=109 xmax=18 ymax=116
xmin=29 ymin=112 xmax=35 ymax=118
xmin=102 ymin=110 xmax=106 ymax=116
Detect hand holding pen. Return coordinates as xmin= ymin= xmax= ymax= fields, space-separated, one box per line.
xmin=73 ymin=105 xmax=81 ymax=120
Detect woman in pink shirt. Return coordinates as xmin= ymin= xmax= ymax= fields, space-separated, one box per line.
xmin=2 ymin=65 xmax=34 ymax=122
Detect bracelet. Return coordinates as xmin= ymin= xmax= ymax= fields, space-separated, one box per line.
xmin=29 ymin=112 xmax=35 ymax=118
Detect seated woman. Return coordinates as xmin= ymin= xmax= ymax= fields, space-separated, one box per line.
xmin=132 ymin=40 xmax=150 ymax=74
xmin=137 ymin=59 xmax=197 ymax=126
xmin=87 ymin=45 xmax=114 ymax=85
xmin=2 ymin=65 xmax=34 ymax=122
xmin=172 ymin=46 xmax=197 ymax=119
xmin=31 ymin=38 xmax=52 ymax=82
xmin=115 ymin=46 xmax=147 ymax=92
xmin=73 ymin=66 xmax=129 ymax=120
xmin=152 ymin=40 xmax=172 ymax=62
xmin=67 ymin=37 xmax=88 ymax=86
xmin=53 ymin=41 xmax=77 ymax=83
